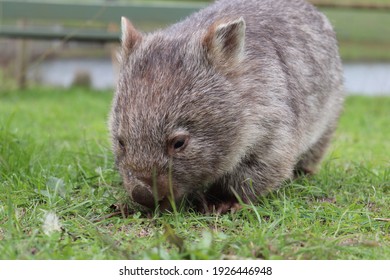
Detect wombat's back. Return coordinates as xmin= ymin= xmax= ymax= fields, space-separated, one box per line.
xmin=169 ymin=0 xmax=344 ymax=153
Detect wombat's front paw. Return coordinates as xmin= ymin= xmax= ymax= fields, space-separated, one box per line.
xmin=202 ymin=200 xmax=242 ymax=214
xmin=195 ymin=195 xmax=242 ymax=214
xmin=192 ymin=187 xmax=244 ymax=214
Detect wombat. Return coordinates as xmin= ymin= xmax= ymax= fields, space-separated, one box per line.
xmin=109 ymin=0 xmax=344 ymax=213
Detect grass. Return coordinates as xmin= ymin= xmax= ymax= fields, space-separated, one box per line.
xmin=0 ymin=87 xmax=389 ymax=260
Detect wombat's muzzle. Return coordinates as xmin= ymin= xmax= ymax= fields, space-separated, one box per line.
xmin=131 ymin=184 xmax=156 ymax=209
xmin=130 ymin=175 xmax=172 ymax=210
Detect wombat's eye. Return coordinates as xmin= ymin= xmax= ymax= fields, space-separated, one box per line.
xmin=174 ymin=139 xmax=185 ymax=150
xmin=168 ymin=132 xmax=190 ymax=155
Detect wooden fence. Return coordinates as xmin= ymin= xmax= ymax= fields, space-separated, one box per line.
xmin=1 ymin=0 xmax=389 ymax=42
xmin=1 ymin=0 xmax=389 ymax=89
xmin=0 ymin=1 xmax=204 ymax=42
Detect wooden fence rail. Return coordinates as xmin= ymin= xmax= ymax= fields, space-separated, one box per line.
xmin=1 ymin=0 xmax=390 ymax=42
xmin=310 ymin=0 xmax=390 ymax=10
xmin=0 ymin=1 xmax=204 ymax=42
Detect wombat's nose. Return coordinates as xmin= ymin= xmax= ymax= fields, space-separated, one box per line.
xmin=131 ymin=184 xmax=156 ymax=209
xmin=131 ymin=175 xmax=170 ymax=209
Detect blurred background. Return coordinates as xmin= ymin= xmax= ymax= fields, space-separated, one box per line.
xmin=0 ymin=0 xmax=389 ymax=95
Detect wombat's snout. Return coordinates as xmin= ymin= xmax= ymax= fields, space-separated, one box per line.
xmin=131 ymin=184 xmax=155 ymax=209
xmin=131 ymin=176 xmax=171 ymax=209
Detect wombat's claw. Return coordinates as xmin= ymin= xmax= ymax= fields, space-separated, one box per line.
xmin=110 ymin=202 xmax=131 ymax=218
xmin=207 ymin=202 xmax=242 ymax=214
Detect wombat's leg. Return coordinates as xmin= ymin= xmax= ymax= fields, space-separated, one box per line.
xmin=294 ymin=127 xmax=335 ymax=175
xmin=203 ymin=156 xmax=293 ymax=213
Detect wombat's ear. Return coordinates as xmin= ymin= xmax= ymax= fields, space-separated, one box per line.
xmin=121 ymin=17 xmax=142 ymax=55
xmin=203 ymin=17 xmax=246 ymax=67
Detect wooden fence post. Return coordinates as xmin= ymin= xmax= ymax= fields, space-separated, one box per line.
xmin=15 ymin=20 xmax=28 ymax=89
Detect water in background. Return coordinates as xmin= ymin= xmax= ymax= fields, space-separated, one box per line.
xmin=28 ymin=58 xmax=116 ymax=90
xmin=343 ymin=63 xmax=390 ymax=95
xmin=28 ymin=58 xmax=390 ymax=95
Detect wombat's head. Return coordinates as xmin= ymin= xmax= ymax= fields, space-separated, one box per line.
xmin=109 ymin=17 xmax=253 ymax=210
